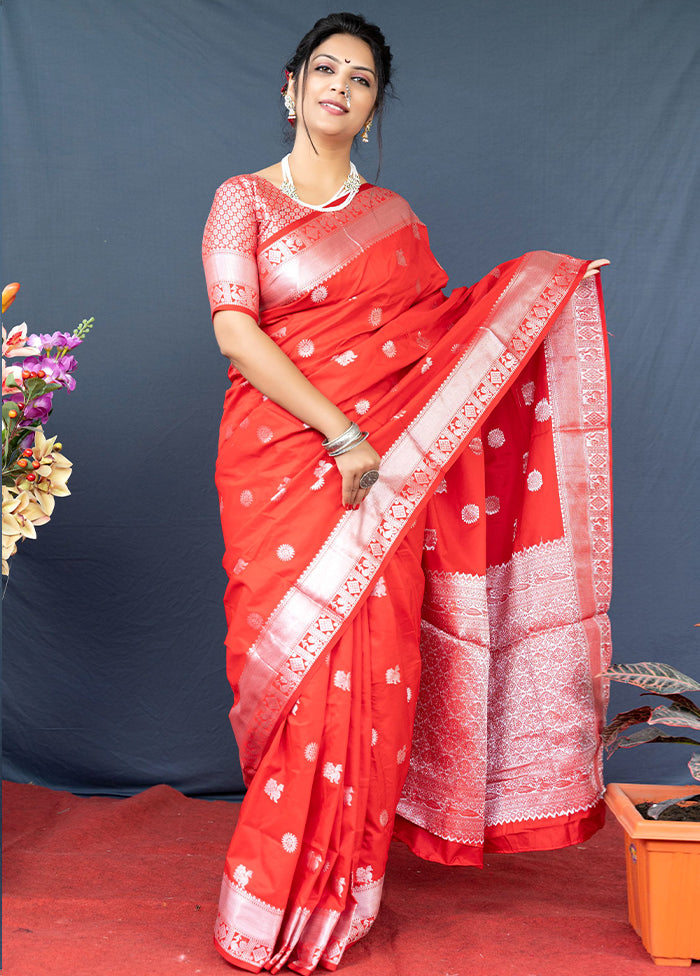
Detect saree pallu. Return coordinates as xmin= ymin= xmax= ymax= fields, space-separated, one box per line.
xmin=203 ymin=177 xmax=612 ymax=972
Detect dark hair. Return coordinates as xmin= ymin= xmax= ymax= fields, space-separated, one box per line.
xmin=284 ymin=12 xmax=393 ymax=161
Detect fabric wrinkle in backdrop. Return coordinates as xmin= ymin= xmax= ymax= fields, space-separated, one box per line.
xmin=1 ymin=0 xmax=699 ymax=798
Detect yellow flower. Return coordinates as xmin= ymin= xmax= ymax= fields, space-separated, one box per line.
xmin=15 ymin=431 xmax=72 ymax=498
xmin=2 ymin=486 xmax=52 ymax=574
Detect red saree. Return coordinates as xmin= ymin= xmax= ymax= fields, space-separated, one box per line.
xmin=202 ymin=175 xmax=612 ymax=973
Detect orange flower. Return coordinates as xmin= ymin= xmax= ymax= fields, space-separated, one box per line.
xmin=2 ymin=282 xmax=20 ymax=314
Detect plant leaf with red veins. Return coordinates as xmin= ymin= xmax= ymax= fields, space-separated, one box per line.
xmin=648 ymin=704 xmax=700 ymax=732
xmin=603 ymin=662 xmax=700 ymax=695
xmin=602 ymin=706 xmax=653 ymax=747
xmin=606 ymin=727 xmax=700 ymax=756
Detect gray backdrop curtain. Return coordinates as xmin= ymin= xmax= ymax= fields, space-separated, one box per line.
xmin=2 ymin=0 xmax=698 ymax=798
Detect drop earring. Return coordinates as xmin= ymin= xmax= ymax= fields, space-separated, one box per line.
xmin=284 ymin=91 xmax=296 ymax=125
xmin=282 ymin=71 xmax=296 ymax=126
xmin=361 ymin=118 xmax=373 ymax=144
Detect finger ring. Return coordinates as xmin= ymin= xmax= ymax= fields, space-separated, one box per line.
xmin=359 ymin=469 xmax=379 ymax=489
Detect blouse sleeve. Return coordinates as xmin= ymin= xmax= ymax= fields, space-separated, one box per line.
xmin=202 ymin=176 xmax=260 ymax=322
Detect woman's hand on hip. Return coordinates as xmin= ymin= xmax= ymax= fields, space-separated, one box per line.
xmin=334 ymin=440 xmax=382 ymax=509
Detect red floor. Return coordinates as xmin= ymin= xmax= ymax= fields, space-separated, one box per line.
xmin=1 ymin=781 xmax=671 ymax=976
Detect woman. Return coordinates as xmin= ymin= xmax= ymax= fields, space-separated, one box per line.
xmin=202 ymin=13 xmax=611 ymax=973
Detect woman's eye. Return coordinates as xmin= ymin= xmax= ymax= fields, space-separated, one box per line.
xmin=353 ymin=77 xmax=370 ymax=87
xmin=316 ymin=64 xmax=333 ymax=73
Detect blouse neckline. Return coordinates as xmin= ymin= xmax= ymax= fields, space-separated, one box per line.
xmin=248 ymin=171 xmax=373 ymax=212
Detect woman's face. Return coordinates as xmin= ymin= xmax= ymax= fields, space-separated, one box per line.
xmin=293 ymin=33 xmax=378 ymax=141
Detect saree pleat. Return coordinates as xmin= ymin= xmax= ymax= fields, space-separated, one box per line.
xmin=215 ymin=516 xmax=427 ymax=973
xmin=203 ymin=175 xmax=612 ymax=971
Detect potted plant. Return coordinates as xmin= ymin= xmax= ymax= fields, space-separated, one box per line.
xmin=602 ymin=661 xmax=700 ymax=967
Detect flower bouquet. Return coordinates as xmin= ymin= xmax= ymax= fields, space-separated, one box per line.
xmin=2 ymin=282 xmax=94 ymax=578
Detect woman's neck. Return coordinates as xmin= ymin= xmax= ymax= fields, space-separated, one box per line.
xmin=287 ymin=141 xmax=354 ymax=205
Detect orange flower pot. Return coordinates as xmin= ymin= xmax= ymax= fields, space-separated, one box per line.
xmin=605 ymin=783 xmax=700 ymax=967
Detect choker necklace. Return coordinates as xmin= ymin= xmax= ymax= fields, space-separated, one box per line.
xmin=279 ymin=154 xmax=362 ymax=211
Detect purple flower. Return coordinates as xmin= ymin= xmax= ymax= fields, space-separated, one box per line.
xmin=22 ymin=353 xmax=78 ymax=392
xmin=34 ymin=331 xmax=82 ymax=350
xmin=23 ymin=392 xmax=54 ymax=423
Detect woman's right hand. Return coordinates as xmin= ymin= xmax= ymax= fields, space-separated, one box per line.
xmin=333 ymin=439 xmax=382 ymax=509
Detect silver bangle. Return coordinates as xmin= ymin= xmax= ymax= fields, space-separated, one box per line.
xmin=327 ymin=431 xmax=370 ymax=456
xmin=323 ymin=421 xmax=361 ymax=453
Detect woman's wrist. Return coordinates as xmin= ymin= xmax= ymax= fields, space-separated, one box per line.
xmin=320 ymin=411 xmax=353 ymax=442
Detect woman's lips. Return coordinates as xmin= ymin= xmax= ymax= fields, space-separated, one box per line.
xmin=319 ymin=101 xmax=348 ymax=115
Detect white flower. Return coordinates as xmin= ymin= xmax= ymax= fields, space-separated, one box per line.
xmin=372 ymin=576 xmax=387 ymax=598
xmin=535 ymin=398 xmax=552 ymax=422
xmin=239 ymin=489 xmax=253 ymax=507
xmin=323 ymin=762 xmax=343 ymax=784
xmin=233 ymin=864 xmax=252 ymax=888
xmin=247 ymin=612 xmax=263 ymax=630
xmin=355 ymin=866 xmax=373 ymax=885
xmin=310 ymin=460 xmax=333 ymax=492
xmin=521 ymin=381 xmax=536 ymax=406
xmin=468 ymin=436 xmax=483 ymax=455
xmin=485 ymin=495 xmax=500 ymax=515
xmin=369 ymin=307 xmax=382 ymax=327
xmin=257 ymin=425 xmax=274 ymax=443
xmin=304 ymin=742 xmax=319 ymax=762
xmin=461 ymin=504 xmax=480 ymax=524
xmin=487 ymin=428 xmax=505 ymax=448
xmin=355 ymin=398 xmax=370 ymax=415
xmin=264 ymin=778 xmax=284 ymax=803
xmin=379 ymin=809 xmax=389 ymax=827
xmin=527 ymin=469 xmax=543 ymax=492
xmin=281 ymin=832 xmax=298 ymax=853
xmin=276 ymin=544 xmax=295 ymax=561
xmin=397 ymin=745 xmax=407 ymax=764
xmin=382 ymin=340 xmax=397 ymax=358
xmin=271 ymin=477 xmax=290 ymax=501
xmin=333 ymin=350 xmax=357 ymax=366
xmin=334 ymin=670 xmax=351 ymax=692
xmin=385 ymin=666 xmax=401 ymax=685
xmin=311 ymin=286 xmax=328 ymax=303
xmin=297 ymin=339 xmax=315 ymax=358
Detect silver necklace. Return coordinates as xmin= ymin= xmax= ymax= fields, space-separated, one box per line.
xmin=279 ymin=154 xmax=362 ymax=211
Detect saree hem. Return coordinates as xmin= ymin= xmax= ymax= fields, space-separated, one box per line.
xmin=214 ymin=937 xmax=264 ymax=973
xmin=392 ymin=798 xmax=606 ymax=867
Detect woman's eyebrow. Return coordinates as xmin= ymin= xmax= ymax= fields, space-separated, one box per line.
xmin=312 ymin=52 xmax=376 ymax=76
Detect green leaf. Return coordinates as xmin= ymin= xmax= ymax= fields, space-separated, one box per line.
xmin=606 ymin=727 xmax=700 ymax=756
xmin=602 ymin=706 xmax=653 ymax=747
xmin=648 ymin=704 xmax=700 ymax=732
xmin=603 ymin=662 xmax=700 ymax=695
xmin=640 ymin=692 xmax=700 ymax=719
